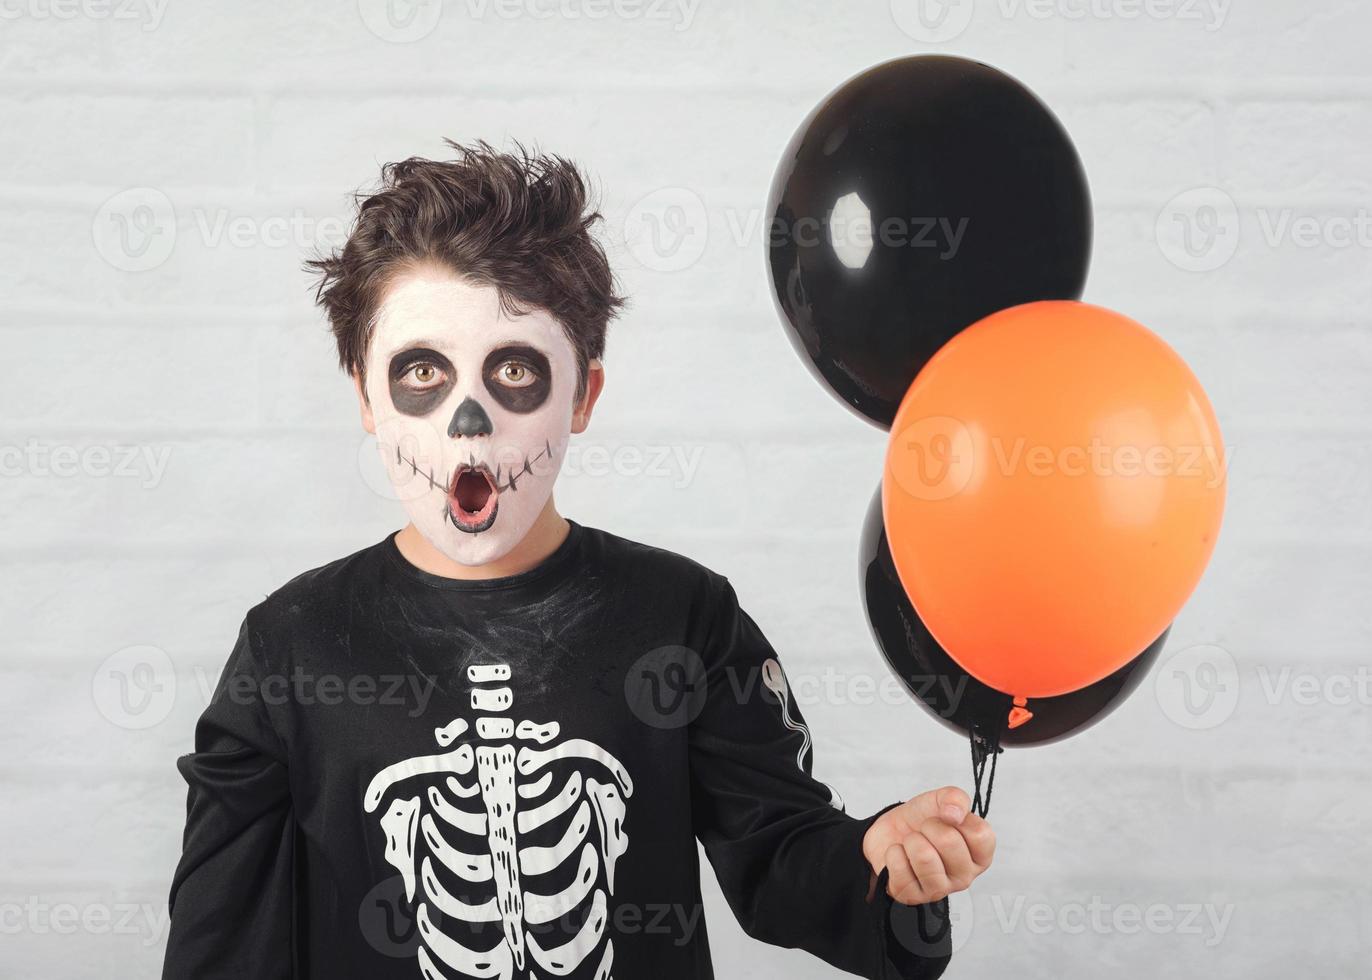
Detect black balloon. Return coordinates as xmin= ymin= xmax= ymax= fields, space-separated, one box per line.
xmin=860 ymin=487 xmax=1167 ymax=747
xmin=767 ymin=55 xmax=1093 ymax=428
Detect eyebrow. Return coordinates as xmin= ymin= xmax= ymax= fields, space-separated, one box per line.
xmin=378 ymin=337 xmax=445 ymax=357
xmin=376 ymin=336 xmax=553 ymax=362
xmin=487 ymin=339 xmax=551 ymax=354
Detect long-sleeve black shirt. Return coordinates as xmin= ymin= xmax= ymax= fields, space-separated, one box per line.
xmin=163 ymin=522 xmax=951 ymax=979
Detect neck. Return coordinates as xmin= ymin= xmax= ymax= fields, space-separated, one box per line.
xmin=393 ymin=499 xmax=570 ymax=580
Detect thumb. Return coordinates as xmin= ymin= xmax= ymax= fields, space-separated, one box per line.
xmin=907 ymin=785 xmax=970 ymax=826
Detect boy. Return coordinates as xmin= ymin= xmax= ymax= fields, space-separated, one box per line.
xmin=163 ymin=142 xmax=994 ymax=980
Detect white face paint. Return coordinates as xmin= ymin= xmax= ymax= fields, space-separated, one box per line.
xmin=364 ymin=266 xmax=578 ymax=566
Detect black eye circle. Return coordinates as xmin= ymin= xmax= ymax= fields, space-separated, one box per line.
xmin=481 ymin=345 xmax=551 ymax=414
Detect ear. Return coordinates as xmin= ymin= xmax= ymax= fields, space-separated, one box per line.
xmin=353 ymin=373 xmax=376 ymax=435
xmin=571 ymin=359 xmax=605 ymax=434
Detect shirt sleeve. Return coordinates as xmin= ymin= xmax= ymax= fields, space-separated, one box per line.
xmin=689 ymin=578 xmax=952 ymax=979
xmin=163 ymin=618 xmax=295 ymax=980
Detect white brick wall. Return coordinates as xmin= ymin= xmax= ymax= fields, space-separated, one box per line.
xmin=2 ymin=1 xmax=1369 ymax=977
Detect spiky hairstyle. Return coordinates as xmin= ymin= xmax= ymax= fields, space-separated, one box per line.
xmin=307 ymin=139 xmax=624 ymax=396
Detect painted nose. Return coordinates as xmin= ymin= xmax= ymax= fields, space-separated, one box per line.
xmin=448 ymin=396 xmax=493 ymax=438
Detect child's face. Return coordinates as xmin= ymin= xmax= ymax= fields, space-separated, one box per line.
xmin=360 ymin=264 xmax=580 ymax=566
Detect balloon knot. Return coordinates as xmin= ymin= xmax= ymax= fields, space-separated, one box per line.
xmin=1007 ymin=701 xmax=1034 ymax=729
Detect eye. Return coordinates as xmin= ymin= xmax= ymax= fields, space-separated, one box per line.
xmin=402 ymin=362 xmax=446 ymax=390
xmin=493 ymin=360 xmax=537 ymax=388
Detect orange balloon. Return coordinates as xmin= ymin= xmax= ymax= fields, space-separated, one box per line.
xmin=882 ymin=301 xmax=1225 ymax=699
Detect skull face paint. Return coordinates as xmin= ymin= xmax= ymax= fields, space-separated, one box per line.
xmin=364 ymin=267 xmax=578 ymax=566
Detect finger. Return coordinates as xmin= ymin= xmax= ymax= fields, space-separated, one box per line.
xmin=905 ymin=785 xmax=972 ymax=827
xmin=919 ymin=817 xmax=976 ymax=889
xmin=884 ymin=843 xmax=928 ymax=906
xmin=863 ymin=810 xmax=907 ymax=868
xmin=957 ymin=812 xmax=997 ymax=870
xmin=934 ymin=786 xmax=972 ymax=825
xmin=904 ymin=830 xmax=951 ymax=902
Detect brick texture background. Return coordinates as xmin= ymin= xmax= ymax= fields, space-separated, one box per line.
xmin=2 ymin=1 xmax=1369 ymax=977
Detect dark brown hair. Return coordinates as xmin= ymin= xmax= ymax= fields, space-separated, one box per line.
xmin=307 ymin=139 xmax=624 ymax=397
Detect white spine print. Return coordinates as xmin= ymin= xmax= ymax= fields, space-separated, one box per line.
xmin=760 ymin=659 xmax=844 ymax=811
xmin=364 ymin=664 xmax=632 ymax=979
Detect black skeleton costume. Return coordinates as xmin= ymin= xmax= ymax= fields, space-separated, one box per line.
xmin=162 ymin=524 xmax=951 ymax=979
xmin=164 ymin=273 xmax=950 ymax=978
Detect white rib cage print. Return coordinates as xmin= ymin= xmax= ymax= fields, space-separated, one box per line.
xmin=363 ymin=664 xmax=633 ymax=979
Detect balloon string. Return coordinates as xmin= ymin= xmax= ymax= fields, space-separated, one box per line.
xmin=969 ymin=724 xmax=1004 ymax=818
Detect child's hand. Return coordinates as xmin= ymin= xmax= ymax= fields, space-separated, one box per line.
xmin=862 ymin=787 xmax=996 ymax=905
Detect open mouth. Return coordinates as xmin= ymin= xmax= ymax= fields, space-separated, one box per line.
xmin=389 ymin=442 xmax=559 ymax=535
xmin=447 ymin=464 xmax=498 ymax=533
